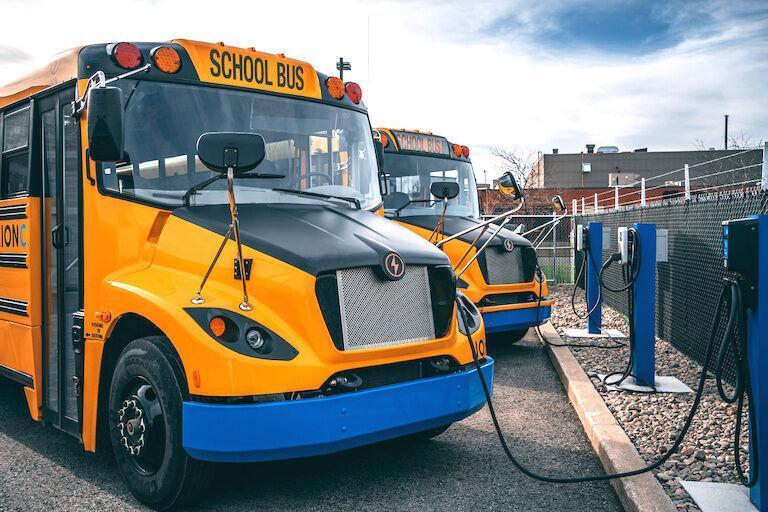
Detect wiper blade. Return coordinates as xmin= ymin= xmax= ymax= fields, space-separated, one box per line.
xmin=272 ymin=188 xmax=361 ymax=209
xmin=183 ymin=172 xmax=286 ymax=206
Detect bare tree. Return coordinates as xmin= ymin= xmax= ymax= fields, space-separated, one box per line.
xmin=489 ymin=146 xmax=538 ymax=188
xmin=690 ymin=133 xmax=763 ymax=189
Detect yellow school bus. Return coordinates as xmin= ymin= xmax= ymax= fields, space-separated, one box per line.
xmin=0 ymin=41 xmax=491 ymax=509
xmin=377 ymin=128 xmax=553 ymax=342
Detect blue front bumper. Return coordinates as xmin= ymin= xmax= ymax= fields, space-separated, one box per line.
xmin=182 ymin=358 xmax=494 ymax=462
xmin=483 ymin=306 xmax=551 ymax=334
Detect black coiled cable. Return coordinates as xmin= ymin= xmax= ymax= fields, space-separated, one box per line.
xmin=457 ymin=276 xmax=756 ymax=484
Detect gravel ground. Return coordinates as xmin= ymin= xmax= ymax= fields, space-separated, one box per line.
xmin=549 ymin=284 xmax=752 ymax=511
xmin=0 ymin=333 xmax=621 ymax=511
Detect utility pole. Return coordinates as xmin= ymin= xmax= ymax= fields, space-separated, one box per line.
xmin=724 ymin=114 xmax=729 ymax=150
xmin=336 ymin=57 xmax=351 ymax=81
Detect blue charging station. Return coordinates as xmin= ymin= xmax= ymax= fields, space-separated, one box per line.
xmin=748 ymin=216 xmax=767 ymax=510
xmin=631 ymin=223 xmax=656 ymax=388
xmin=586 ymin=221 xmax=603 ymax=334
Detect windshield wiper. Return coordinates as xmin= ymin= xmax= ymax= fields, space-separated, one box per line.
xmin=183 ymin=172 xmax=286 ymax=206
xmin=272 ymin=188 xmax=361 ymax=209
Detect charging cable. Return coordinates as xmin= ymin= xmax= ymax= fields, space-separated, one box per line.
xmin=456 ymin=275 xmax=756 ymax=484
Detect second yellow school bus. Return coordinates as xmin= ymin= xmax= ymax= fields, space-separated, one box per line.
xmin=377 ymin=128 xmax=553 ymax=341
xmin=0 ymin=41 xmax=491 ymax=509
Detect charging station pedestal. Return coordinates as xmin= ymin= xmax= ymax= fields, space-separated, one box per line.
xmin=603 ymin=223 xmax=692 ymax=394
xmin=684 ymin=215 xmax=766 ymax=512
xmin=747 ymin=216 xmax=767 ymax=511
xmin=565 ymin=222 xmax=625 ymax=339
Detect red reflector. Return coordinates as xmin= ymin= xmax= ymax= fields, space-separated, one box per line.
xmin=345 ymin=82 xmax=363 ymax=104
xmin=111 ymin=42 xmax=143 ymax=70
xmin=461 ymin=145 xmax=470 ymax=158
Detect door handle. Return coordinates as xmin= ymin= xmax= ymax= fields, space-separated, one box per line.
xmin=51 ymin=225 xmax=70 ymax=249
xmin=52 ymin=224 xmax=63 ymax=249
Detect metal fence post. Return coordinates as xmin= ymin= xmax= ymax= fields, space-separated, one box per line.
xmin=615 ymin=186 xmax=619 ymax=210
xmin=581 ymin=196 xmax=586 ymax=213
xmin=594 ymin=193 xmax=598 ymax=213
xmin=762 ymin=142 xmax=767 ymax=191
xmin=641 ymin=178 xmax=646 ymax=207
xmin=684 ymin=164 xmax=691 ymax=200
xmin=572 ymin=199 xmax=578 ymax=216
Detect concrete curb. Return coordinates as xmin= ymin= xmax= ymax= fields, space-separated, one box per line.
xmin=538 ymin=322 xmax=677 ymax=512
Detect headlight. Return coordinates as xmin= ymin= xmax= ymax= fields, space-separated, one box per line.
xmin=186 ymin=308 xmax=298 ymax=361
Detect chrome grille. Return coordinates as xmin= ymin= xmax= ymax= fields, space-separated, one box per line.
xmin=484 ymin=247 xmax=527 ymax=284
xmin=337 ymin=265 xmax=435 ymax=351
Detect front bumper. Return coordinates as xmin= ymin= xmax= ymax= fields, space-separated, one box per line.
xmin=182 ymin=357 xmax=494 ymax=462
xmin=482 ymin=305 xmax=551 ymax=334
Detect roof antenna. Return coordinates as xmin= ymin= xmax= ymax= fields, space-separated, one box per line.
xmin=336 ymin=57 xmax=351 ymax=81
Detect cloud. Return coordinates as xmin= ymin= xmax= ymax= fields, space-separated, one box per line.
xmin=0 ymin=0 xmax=764 ymax=181
xmin=0 ymin=45 xmax=30 ymax=64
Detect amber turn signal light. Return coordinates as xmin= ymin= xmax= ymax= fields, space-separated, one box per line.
xmin=453 ymin=144 xmax=462 ymax=157
xmin=326 ymin=76 xmax=345 ymax=100
xmin=209 ymin=317 xmax=227 ymax=338
xmin=152 ymin=46 xmax=181 ymax=74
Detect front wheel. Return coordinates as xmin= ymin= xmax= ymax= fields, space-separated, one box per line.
xmin=109 ymin=336 xmax=213 ymax=510
xmin=506 ymin=328 xmax=529 ymax=344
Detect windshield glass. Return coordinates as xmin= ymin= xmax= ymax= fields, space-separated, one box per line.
xmin=382 ymin=153 xmax=479 ymax=218
xmin=100 ymin=80 xmax=381 ymax=209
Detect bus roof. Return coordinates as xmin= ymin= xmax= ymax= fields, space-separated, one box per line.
xmin=0 ymin=40 xmax=364 ymax=111
xmin=0 ymin=47 xmax=82 ymax=108
xmin=376 ymin=127 xmax=471 ymax=163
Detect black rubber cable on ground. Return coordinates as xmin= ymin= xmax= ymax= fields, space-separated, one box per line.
xmin=457 ymin=279 xmax=754 ymax=484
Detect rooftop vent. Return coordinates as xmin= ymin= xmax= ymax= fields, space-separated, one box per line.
xmin=586 ymin=144 xmax=595 ymax=153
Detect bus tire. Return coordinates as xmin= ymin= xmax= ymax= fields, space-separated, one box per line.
xmin=507 ymin=328 xmax=529 ymax=344
xmin=108 ymin=336 xmax=213 ymax=510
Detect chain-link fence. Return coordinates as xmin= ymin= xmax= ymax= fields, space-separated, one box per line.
xmin=483 ymin=214 xmax=575 ymax=284
xmin=577 ymin=186 xmax=768 ymax=383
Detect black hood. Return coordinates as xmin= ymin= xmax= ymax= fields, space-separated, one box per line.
xmin=395 ymin=215 xmax=531 ymax=249
xmin=173 ymin=204 xmax=450 ymax=276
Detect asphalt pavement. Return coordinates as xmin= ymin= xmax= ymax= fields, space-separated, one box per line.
xmin=0 ymin=332 xmax=622 ymax=511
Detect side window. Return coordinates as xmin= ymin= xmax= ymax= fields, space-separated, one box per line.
xmin=1 ymin=106 xmax=31 ymax=197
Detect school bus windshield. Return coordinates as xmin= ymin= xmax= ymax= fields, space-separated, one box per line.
xmin=383 ymin=153 xmax=480 ymax=218
xmin=100 ymin=80 xmax=381 ymax=209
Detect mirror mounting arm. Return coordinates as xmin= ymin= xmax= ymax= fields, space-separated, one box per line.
xmin=73 ymin=64 xmax=151 ymax=117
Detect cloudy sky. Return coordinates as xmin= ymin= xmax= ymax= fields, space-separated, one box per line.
xmin=0 ymin=0 xmax=766 ymax=180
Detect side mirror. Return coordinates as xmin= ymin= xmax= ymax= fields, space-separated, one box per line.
xmin=498 ymin=171 xmax=523 ymax=200
xmin=87 ymin=87 xmax=124 ymax=162
xmin=372 ymin=130 xmax=387 ymax=194
xmin=196 ymin=132 xmax=266 ymax=174
xmin=552 ymin=195 xmax=566 ymax=213
xmin=431 ymin=181 xmax=460 ymax=200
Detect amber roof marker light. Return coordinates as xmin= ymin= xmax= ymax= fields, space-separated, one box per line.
xmin=326 ymin=76 xmax=345 ymax=100
xmin=151 ymin=46 xmax=181 ymax=74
